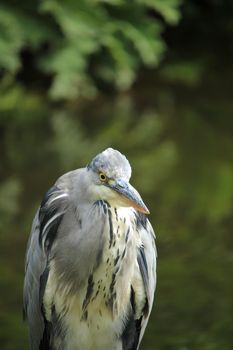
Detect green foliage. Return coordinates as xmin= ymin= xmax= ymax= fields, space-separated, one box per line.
xmin=0 ymin=4 xmax=53 ymax=72
xmin=0 ymin=178 xmax=21 ymax=233
xmin=0 ymin=0 xmax=181 ymax=99
xmin=160 ymin=60 xmax=205 ymax=86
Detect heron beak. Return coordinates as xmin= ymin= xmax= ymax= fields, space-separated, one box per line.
xmin=108 ymin=179 xmax=150 ymax=214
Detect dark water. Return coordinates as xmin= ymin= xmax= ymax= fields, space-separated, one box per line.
xmin=0 ymin=74 xmax=233 ymax=350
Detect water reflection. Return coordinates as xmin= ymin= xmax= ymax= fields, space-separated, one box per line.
xmin=0 ymin=88 xmax=232 ymax=349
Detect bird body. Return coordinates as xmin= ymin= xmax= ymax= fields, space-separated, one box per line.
xmin=24 ymin=148 xmax=157 ymax=350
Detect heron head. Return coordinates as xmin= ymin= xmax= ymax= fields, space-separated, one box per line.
xmin=87 ymin=148 xmax=149 ymax=214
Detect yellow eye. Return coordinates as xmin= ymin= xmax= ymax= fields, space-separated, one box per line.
xmin=99 ymin=172 xmax=107 ymax=182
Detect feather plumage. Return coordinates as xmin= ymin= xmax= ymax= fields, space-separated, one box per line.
xmin=23 ymin=149 xmax=157 ymax=350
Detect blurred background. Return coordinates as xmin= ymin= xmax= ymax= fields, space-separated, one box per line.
xmin=0 ymin=0 xmax=233 ymax=349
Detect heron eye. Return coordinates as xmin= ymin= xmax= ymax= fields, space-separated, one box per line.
xmin=99 ymin=172 xmax=107 ymax=182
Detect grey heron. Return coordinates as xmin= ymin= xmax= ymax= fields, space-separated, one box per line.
xmin=23 ymin=148 xmax=157 ymax=350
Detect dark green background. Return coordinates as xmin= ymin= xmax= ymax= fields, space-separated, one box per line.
xmin=0 ymin=1 xmax=233 ymax=349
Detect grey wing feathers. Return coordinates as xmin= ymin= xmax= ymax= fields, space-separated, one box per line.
xmin=124 ymin=212 xmax=156 ymax=350
xmin=137 ymin=215 xmax=156 ymax=347
xmin=23 ymin=211 xmax=47 ymax=350
xmin=23 ymin=185 xmax=69 ymax=350
xmin=138 ymin=214 xmax=156 ymax=306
